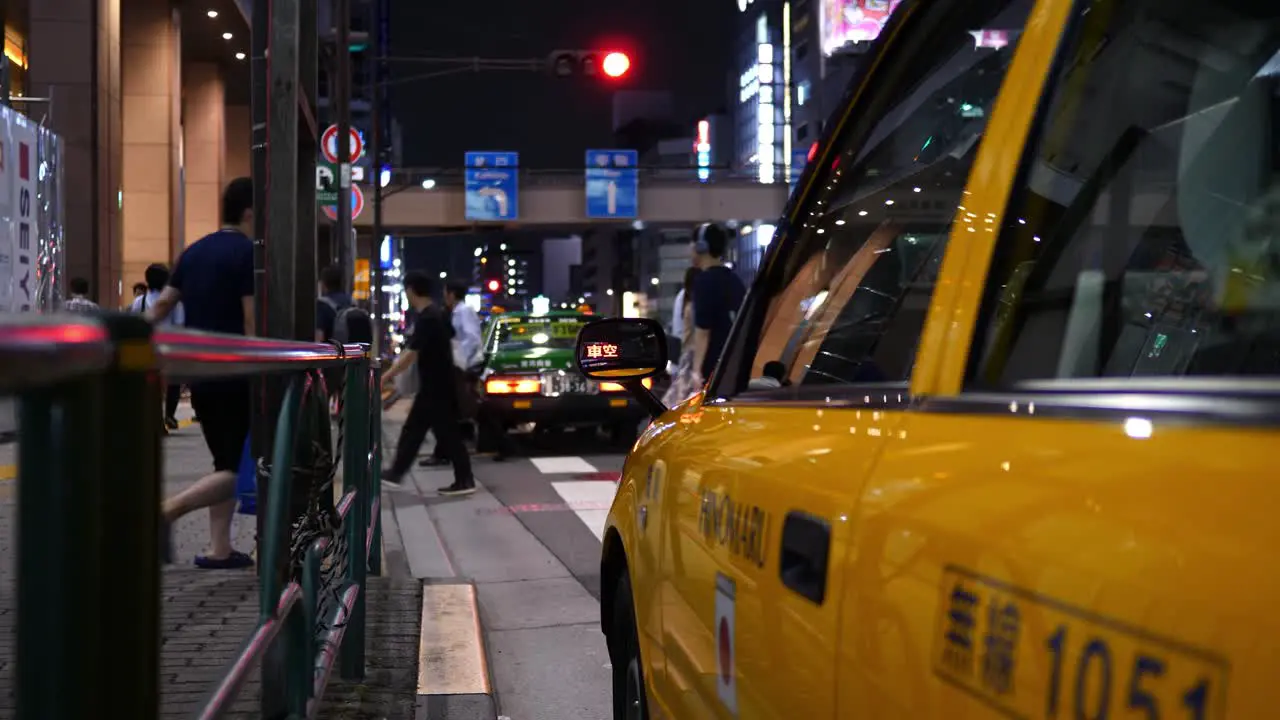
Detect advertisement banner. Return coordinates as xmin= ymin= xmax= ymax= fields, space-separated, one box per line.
xmin=820 ymin=0 xmax=904 ymax=57
xmin=0 ymin=106 xmax=65 ymax=437
xmin=0 ymin=106 xmax=63 ymax=314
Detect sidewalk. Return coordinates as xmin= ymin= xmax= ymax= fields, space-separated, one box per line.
xmin=0 ymin=403 xmax=423 ymax=719
xmin=377 ymin=405 xmax=611 ymax=720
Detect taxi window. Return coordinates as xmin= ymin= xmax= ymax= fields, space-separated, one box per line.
xmin=721 ymin=0 xmax=1033 ymax=399
xmin=969 ymin=0 xmax=1280 ymax=387
xmin=493 ymin=318 xmax=583 ymax=352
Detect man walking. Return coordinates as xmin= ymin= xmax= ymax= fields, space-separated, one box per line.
xmin=133 ymin=263 xmax=185 ymax=431
xmin=147 ymin=177 xmax=256 ymax=568
xmin=690 ymin=222 xmax=747 ymax=385
xmin=419 ymin=279 xmax=482 ymax=467
xmin=379 ymin=271 xmax=474 ymax=495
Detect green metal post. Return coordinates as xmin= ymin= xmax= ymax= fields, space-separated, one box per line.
xmin=16 ymin=368 xmax=107 ymax=719
xmin=263 ymin=376 xmax=304 ymax=719
xmin=292 ymin=543 xmax=323 ymax=716
xmin=340 ymin=358 xmax=369 ymax=679
xmin=260 ymin=376 xmax=301 ymax=617
xmin=368 ymin=360 xmax=383 ymax=576
xmin=96 ymin=315 xmax=163 ymax=719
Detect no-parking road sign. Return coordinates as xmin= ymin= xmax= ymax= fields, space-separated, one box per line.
xmin=321 ymin=124 xmax=365 ymax=164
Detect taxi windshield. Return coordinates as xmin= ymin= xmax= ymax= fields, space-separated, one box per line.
xmin=494 ymin=318 xmax=584 ymax=352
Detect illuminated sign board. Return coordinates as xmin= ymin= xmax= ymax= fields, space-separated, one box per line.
xmin=584 ymin=342 xmax=620 ymax=359
xmin=820 ymin=0 xmax=903 ymax=57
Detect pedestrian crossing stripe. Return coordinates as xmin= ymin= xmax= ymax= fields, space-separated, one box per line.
xmin=550 ymin=480 xmax=618 ymax=541
xmin=531 ymin=456 xmax=598 ymax=475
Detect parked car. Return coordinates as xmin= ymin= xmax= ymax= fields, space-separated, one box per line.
xmin=581 ymin=0 xmax=1280 ymax=717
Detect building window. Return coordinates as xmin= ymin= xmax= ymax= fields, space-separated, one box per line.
xmin=797 ymin=80 xmax=811 ymax=106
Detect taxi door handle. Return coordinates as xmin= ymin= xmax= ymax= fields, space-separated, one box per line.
xmin=779 ymin=511 xmax=831 ymax=605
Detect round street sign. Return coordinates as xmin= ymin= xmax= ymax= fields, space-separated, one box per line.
xmin=321 ymin=124 xmax=364 ymax=164
xmin=322 ymin=184 xmax=365 ymax=221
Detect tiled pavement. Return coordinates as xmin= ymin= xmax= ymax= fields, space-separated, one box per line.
xmin=0 ymin=403 xmax=421 ymax=719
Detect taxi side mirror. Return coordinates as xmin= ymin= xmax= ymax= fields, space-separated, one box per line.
xmin=575 ymin=317 xmax=668 ymax=418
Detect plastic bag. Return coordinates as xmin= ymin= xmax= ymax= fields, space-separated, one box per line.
xmin=235 ymin=436 xmax=256 ymax=515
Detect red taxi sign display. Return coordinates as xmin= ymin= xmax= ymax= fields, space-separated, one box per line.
xmin=584 ymin=342 xmax=619 ymax=359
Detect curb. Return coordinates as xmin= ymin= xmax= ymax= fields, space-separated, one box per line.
xmin=414 ymin=580 xmax=499 ymax=719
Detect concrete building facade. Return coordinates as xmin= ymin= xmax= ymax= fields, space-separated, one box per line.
xmin=11 ymin=0 xmax=250 ymax=306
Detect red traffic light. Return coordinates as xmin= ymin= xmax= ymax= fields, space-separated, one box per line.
xmin=486 ymin=279 xmax=500 ymax=292
xmin=602 ymin=52 xmax=630 ymax=78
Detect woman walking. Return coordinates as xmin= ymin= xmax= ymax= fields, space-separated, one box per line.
xmin=662 ymin=266 xmax=703 ymax=406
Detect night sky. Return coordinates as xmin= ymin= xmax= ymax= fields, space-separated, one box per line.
xmin=388 ymin=0 xmax=736 ymax=169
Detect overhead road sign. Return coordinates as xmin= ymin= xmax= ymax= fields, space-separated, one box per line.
xmin=465 ymin=151 xmax=519 ymax=221
xmin=321 ymin=124 xmax=365 ymax=164
xmin=584 ymin=149 xmax=639 ymax=219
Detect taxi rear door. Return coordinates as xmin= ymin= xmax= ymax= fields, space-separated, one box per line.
xmin=841 ymin=0 xmax=1280 ymax=717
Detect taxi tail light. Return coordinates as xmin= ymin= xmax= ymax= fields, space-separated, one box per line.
xmin=599 ymin=378 xmax=652 ymax=392
xmin=485 ymin=376 xmax=542 ymax=395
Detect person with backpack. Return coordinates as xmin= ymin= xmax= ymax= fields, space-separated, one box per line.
xmin=316 ymin=264 xmax=373 ymax=345
xmin=132 ymin=263 xmax=186 ymax=431
xmin=316 ymin=265 xmax=374 ymax=412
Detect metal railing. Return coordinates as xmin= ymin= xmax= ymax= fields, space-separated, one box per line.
xmin=1 ymin=312 xmax=384 ymax=720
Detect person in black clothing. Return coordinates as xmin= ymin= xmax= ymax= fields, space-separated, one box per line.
xmin=690 ymin=222 xmax=748 ymax=383
xmin=379 ymin=271 xmax=475 ymax=495
xmin=147 ymin=177 xmax=256 ymax=568
xmin=315 ymin=264 xmax=353 ymax=342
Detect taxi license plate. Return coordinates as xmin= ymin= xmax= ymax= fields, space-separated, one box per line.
xmin=609 ymin=398 xmax=627 ymax=407
xmin=933 ymin=566 xmax=1227 ymax=720
xmin=512 ymin=400 xmax=532 ymax=409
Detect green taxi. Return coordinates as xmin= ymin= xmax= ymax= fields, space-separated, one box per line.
xmin=476 ymin=311 xmax=651 ymax=447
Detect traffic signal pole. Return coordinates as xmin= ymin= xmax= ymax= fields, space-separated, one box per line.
xmin=251 ymin=0 xmax=317 ymax=713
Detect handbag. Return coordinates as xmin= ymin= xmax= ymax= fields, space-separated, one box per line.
xmin=235 ymin=436 xmax=257 ymax=515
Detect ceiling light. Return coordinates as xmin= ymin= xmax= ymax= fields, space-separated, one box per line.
xmin=207 ymin=9 xmax=218 ymax=17
xmin=222 ymin=32 xmax=233 ymax=40
xmin=235 ymin=52 xmax=245 ymax=60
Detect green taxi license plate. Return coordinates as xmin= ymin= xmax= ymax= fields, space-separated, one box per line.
xmin=933 ymin=566 xmax=1227 ymax=720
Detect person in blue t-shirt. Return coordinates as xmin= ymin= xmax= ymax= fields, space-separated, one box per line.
xmin=690 ymin=222 xmax=747 ymax=384
xmin=147 ymin=177 xmax=256 ymax=570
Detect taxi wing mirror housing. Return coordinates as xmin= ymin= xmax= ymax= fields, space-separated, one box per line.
xmin=575 ymin=317 xmax=668 ymax=418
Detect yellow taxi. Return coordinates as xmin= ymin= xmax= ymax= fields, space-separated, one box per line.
xmin=575 ymin=0 xmax=1280 ymax=717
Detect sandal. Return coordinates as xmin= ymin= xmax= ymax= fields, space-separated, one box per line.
xmin=194 ymin=550 xmax=254 ymax=570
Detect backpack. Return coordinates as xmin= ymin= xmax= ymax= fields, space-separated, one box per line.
xmin=320 ymin=296 xmax=373 ymax=345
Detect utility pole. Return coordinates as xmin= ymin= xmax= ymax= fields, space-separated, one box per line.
xmin=335 ymin=0 xmax=354 ymax=294
xmin=370 ymin=0 xmax=387 ymax=356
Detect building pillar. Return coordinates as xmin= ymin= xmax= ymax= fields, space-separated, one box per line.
xmin=27 ymin=0 xmax=122 ymax=305
xmin=224 ymin=103 xmax=251 ymax=183
xmin=182 ymin=62 xmax=224 ymax=245
xmin=120 ymin=0 xmax=179 ymax=286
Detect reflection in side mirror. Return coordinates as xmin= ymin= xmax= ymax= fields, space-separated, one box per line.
xmin=575 ymin=317 xmax=668 ymax=418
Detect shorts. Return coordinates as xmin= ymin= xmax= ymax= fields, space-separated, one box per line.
xmin=189 ymin=380 xmax=251 ymax=473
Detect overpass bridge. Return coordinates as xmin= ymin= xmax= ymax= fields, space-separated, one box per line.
xmin=351 ymin=168 xmax=792 ymax=230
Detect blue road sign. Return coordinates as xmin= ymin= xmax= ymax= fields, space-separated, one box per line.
xmin=465 ymin=151 xmax=519 ymax=221
xmin=584 ymin=150 xmax=639 ymax=219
